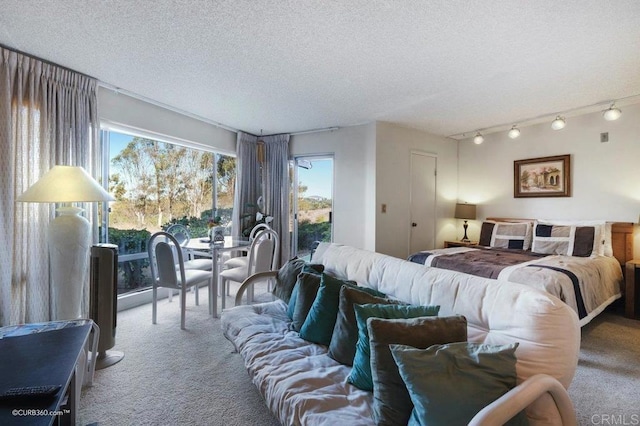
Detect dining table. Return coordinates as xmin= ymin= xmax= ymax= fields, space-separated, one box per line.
xmin=184 ymin=236 xmax=250 ymax=317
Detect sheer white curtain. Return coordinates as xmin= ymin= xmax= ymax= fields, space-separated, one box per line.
xmin=0 ymin=46 xmax=99 ymax=326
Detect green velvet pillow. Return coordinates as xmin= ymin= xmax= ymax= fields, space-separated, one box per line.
xmin=368 ymin=316 xmax=468 ymax=426
xmin=286 ymin=264 xmax=324 ymax=319
xmin=390 ymin=342 xmax=528 ymax=426
xmin=298 ymin=274 xmax=382 ymax=345
xmin=290 ymin=272 xmax=323 ymax=331
xmin=273 ymin=257 xmax=324 ymax=304
xmin=347 ymin=303 xmax=440 ymax=391
xmin=328 ymin=286 xmax=399 ymax=366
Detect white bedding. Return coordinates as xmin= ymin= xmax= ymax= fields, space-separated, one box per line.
xmin=413 ymin=247 xmax=622 ymax=326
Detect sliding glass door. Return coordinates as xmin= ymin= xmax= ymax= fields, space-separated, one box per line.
xmin=291 ymin=155 xmax=334 ymax=260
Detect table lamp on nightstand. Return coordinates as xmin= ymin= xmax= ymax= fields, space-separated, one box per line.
xmin=454 ymin=203 xmax=476 ymax=242
xmin=17 ymin=165 xmax=114 ymax=320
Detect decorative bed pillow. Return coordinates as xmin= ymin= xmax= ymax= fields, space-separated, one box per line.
xmin=532 ymin=222 xmax=597 ymax=257
xmin=328 ymin=286 xmax=399 ymax=366
xmin=299 ymin=274 xmax=378 ymax=346
xmin=348 ymin=303 xmax=440 ymax=391
xmin=536 ymin=219 xmax=609 ymax=256
xmin=368 ymin=316 xmax=467 ymax=426
xmin=390 ymin=342 xmax=527 ymax=426
xmin=273 ymin=257 xmax=324 ymax=303
xmin=478 ymin=221 xmax=532 ymax=250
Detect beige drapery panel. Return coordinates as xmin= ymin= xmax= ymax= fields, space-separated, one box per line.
xmin=0 ymin=45 xmax=100 ymax=326
xmin=232 ymin=132 xmax=290 ymax=266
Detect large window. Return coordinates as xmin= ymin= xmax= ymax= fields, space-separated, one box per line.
xmin=100 ymin=129 xmax=236 ymax=296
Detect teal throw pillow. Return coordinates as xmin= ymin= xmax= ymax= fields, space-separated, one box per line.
xmin=290 ymin=271 xmax=323 ymax=331
xmin=298 ymin=274 xmax=382 ymax=345
xmin=348 ymin=303 xmax=440 ymax=391
xmin=390 ymin=342 xmax=528 ymax=426
xmin=286 ymin=264 xmax=324 ymax=319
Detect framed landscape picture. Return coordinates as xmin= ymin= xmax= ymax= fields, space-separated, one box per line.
xmin=514 ymin=154 xmax=571 ymax=198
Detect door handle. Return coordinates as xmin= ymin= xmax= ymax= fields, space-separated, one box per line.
xmin=411 ymin=222 xmax=417 ymax=227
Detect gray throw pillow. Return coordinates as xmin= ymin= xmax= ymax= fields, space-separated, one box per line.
xmin=368 ymin=315 xmax=468 ymax=426
xmin=327 ymin=286 xmax=399 ymax=366
xmin=272 ymin=257 xmax=324 ymax=303
xmin=291 ymin=272 xmax=322 ymax=331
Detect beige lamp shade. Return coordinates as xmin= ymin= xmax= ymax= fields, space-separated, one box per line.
xmin=454 ymin=203 xmax=476 ymax=220
xmin=17 ymin=165 xmax=114 ymax=203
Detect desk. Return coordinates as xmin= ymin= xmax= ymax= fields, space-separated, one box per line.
xmin=0 ymin=320 xmax=94 ymax=425
xmin=185 ymin=236 xmax=250 ymax=317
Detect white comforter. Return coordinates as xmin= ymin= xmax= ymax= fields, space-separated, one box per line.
xmin=415 ymin=248 xmax=622 ymax=326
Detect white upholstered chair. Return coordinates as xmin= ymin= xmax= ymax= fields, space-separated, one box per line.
xmin=223 ymin=223 xmax=272 ymax=270
xmin=219 ymin=228 xmax=279 ymax=311
xmin=166 ymin=224 xmax=212 ymax=272
xmin=148 ymin=231 xmax=213 ymax=329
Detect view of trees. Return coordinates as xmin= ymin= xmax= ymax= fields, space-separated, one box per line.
xmin=109 ymin=137 xmax=235 ymax=231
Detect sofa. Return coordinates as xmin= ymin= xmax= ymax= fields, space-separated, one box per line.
xmin=221 ymin=243 xmax=580 ymax=425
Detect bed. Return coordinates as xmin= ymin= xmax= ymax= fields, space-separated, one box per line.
xmin=408 ymin=218 xmax=634 ymax=326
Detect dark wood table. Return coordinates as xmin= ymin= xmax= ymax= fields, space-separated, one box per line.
xmin=0 ymin=322 xmax=93 ymax=425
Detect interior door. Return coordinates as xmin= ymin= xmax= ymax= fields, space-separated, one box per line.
xmin=409 ymin=152 xmax=437 ymax=254
xmin=291 ymin=155 xmax=334 ymax=260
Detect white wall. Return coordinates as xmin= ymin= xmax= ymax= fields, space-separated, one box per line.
xmin=458 ymin=102 xmax=640 ymax=252
xmin=375 ymin=122 xmax=459 ymax=259
xmin=290 ymin=124 xmax=377 ymax=251
xmin=98 ymin=87 xmax=236 ymax=154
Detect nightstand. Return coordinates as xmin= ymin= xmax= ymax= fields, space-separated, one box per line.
xmin=624 ymin=260 xmax=640 ymax=319
xmin=444 ymin=240 xmax=479 ymax=248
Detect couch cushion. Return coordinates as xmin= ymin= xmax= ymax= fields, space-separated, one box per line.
xmin=348 ymin=303 xmax=440 ymax=391
xmin=291 ymin=272 xmax=323 ymax=331
xmin=299 ymin=274 xmax=379 ymax=346
xmin=328 ymin=286 xmax=398 ymax=366
xmin=368 ymin=315 xmax=468 ymax=426
xmin=273 ymin=257 xmax=324 ymax=303
xmin=390 ymin=342 xmax=527 ymax=426
xmin=221 ymin=300 xmax=375 ymax=426
xmin=286 ymin=264 xmax=324 ymax=319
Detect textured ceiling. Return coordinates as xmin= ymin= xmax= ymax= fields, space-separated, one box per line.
xmin=1 ymin=0 xmax=639 ymax=138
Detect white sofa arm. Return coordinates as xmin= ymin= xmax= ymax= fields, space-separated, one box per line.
xmin=235 ymin=271 xmax=279 ymax=306
xmin=469 ymin=374 xmax=577 ymax=426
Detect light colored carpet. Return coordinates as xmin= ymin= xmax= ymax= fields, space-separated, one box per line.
xmin=78 ymin=283 xmax=280 ymax=426
xmin=569 ymin=307 xmax=640 ymax=425
xmin=79 ymin=288 xmax=640 ymax=426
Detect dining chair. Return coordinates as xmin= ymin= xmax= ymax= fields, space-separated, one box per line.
xmin=223 ymin=223 xmax=272 ymax=270
xmin=147 ymin=231 xmax=213 ymax=329
xmin=166 ymin=224 xmax=212 ymax=272
xmin=219 ymin=228 xmax=279 ymax=311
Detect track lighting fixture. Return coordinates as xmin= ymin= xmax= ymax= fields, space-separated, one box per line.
xmin=551 ymin=116 xmax=566 ymax=130
xmin=508 ymin=125 xmax=521 ymax=139
xmin=473 ymin=132 xmax=484 ymax=145
xmin=602 ymin=103 xmax=622 ymax=121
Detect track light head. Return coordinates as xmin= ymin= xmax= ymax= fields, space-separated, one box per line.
xmin=473 ymin=132 xmax=484 ymax=145
xmin=551 ymin=116 xmax=566 ymax=130
xmin=508 ymin=125 xmax=521 ymax=139
xmin=603 ymin=103 xmax=622 ymax=121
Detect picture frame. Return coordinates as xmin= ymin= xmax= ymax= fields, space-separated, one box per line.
xmin=514 ymin=154 xmax=571 ymax=198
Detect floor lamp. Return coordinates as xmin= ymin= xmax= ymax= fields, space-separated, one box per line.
xmin=454 ymin=203 xmax=477 ymax=242
xmin=17 ymin=166 xmax=114 ymax=320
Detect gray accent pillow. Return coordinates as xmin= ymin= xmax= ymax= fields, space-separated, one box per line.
xmin=291 ymin=272 xmax=322 ymax=331
xmin=327 ymin=286 xmax=399 ymax=366
xmin=272 ymin=257 xmax=324 ymax=303
xmin=368 ymin=315 xmax=468 ymax=426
